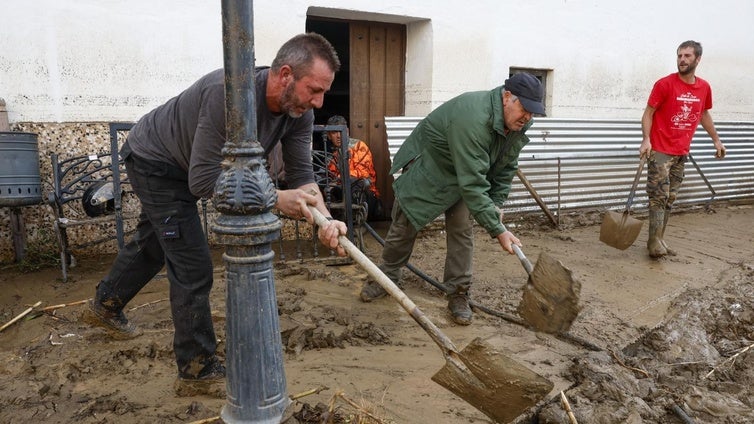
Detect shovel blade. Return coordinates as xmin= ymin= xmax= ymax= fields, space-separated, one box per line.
xmin=599 ymin=210 xmax=643 ymax=250
xmin=517 ymin=252 xmax=581 ymax=334
xmin=432 ymin=337 xmax=553 ymax=423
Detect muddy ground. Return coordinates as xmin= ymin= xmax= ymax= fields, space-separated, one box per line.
xmin=1 ymin=204 xmax=753 ymax=423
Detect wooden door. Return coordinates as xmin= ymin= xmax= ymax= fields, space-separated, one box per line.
xmin=349 ymin=22 xmax=405 ymax=216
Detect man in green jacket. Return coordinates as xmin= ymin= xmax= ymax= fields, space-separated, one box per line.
xmin=360 ymin=72 xmax=545 ymax=325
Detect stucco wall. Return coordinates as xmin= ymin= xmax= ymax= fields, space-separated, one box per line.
xmin=2 ymin=0 xmax=753 ymax=123
xmin=0 ymin=121 xmax=312 ymax=264
xmin=0 ymin=122 xmax=128 ymax=264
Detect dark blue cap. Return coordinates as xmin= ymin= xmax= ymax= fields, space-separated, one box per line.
xmin=504 ymin=73 xmax=545 ymax=115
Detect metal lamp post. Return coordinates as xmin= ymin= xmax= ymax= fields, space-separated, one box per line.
xmin=214 ymin=1 xmax=290 ymax=422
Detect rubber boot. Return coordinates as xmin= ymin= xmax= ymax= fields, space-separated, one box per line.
xmin=447 ymin=292 xmax=473 ymax=326
xmin=660 ymin=208 xmax=677 ymax=256
xmin=647 ymin=207 xmax=667 ymax=258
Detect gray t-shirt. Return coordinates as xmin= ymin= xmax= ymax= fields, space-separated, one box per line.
xmin=126 ymin=67 xmax=315 ymax=198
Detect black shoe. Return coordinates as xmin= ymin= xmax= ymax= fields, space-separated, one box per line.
xmin=175 ymin=357 xmax=226 ymax=397
xmin=82 ymin=299 xmax=141 ymax=339
xmin=360 ymin=281 xmax=388 ymax=302
xmin=448 ymin=294 xmax=472 ymax=326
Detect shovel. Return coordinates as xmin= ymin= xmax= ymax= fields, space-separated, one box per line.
xmin=513 ymin=245 xmax=581 ymax=334
xmin=687 ymin=153 xmax=717 ymax=207
xmin=309 ymin=206 xmax=553 ymax=423
xmin=599 ymin=157 xmax=646 ymax=250
xmin=516 ymin=169 xmax=558 ymax=228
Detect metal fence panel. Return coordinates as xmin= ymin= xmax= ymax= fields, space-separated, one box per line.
xmin=386 ymin=117 xmax=754 ymax=217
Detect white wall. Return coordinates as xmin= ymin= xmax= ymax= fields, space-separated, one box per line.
xmin=1 ymin=1 xmax=224 ymax=123
xmin=498 ymin=0 xmax=754 ymax=120
xmin=1 ymin=0 xmax=753 ymax=123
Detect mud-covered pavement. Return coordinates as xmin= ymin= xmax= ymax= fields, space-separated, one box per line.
xmin=1 ymin=204 xmax=753 ymax=423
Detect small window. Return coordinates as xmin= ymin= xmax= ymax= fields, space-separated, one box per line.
xmin=509 ymin=67 xmax=550 ymax=116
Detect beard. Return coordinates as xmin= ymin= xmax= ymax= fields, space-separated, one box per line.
xmin=678 ymin=60 xmax=698 ymax=76
xmin=279 ymin=81 xmax=304 ymax=118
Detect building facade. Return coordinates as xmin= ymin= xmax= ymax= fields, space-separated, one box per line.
xmin=1 ymin=0 xmax=753 ymax=262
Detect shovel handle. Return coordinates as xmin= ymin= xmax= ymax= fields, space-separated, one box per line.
xmin=625 ymin=157 xmax=646 ymax=212
xmin=516 ymin=169 xmax=558 ymax=228
xmin=687 ymin=153 xmax=716 ymax=196
xmin=308 ymin=206 xmax=459 ymax=355
xmin=512 ymin=244 xmax=534 ymax=275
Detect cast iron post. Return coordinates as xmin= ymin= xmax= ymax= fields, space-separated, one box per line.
xmin=214 ymin=1 xmax=290 ymax=422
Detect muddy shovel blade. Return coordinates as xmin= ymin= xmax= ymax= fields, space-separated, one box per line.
xmin=600 ymin=157 xmax=646 ymax=250
xmin=517 ymin=252 xmax=581 ymax=334
xmin=599 ymin=210 xmax=643 ymax=250
xmin=432 ymin=337 xmax=553 ymax=423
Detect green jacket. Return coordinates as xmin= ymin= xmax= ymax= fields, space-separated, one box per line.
xmin=391 ymin=86 xmax=532 ymax=237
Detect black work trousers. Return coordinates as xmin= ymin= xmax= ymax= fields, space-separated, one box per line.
xmin=94 ymin=149 xmax=217 ymax=375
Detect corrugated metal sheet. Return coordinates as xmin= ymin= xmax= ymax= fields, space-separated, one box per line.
xmin=386 ymin=117 xmax=754 ymax=217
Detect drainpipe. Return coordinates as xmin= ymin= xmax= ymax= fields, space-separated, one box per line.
xmin=214 ymin=1 xmax=290 ymax=422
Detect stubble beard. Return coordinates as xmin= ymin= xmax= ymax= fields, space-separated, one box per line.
xmin=678 ymin=61 xmax=697 ymax=76
xmin=280 ymin=81 xmax=304 ymax=118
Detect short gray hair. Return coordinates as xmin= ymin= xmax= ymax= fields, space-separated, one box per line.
xmin=271 ymin=33 xmax=341 ymax=78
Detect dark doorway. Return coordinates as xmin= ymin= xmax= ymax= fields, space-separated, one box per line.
xmin=306 ymin=20 xmax=349 ymax=152
xmin=306 ymin=17 xmax=406 ymax=218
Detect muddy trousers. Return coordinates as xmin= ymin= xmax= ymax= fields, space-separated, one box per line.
xmin=646 ymin=151 xmax=686 ymax=210
xmin=646 ymin=151 xmax=685 ymax=256
xmin=379 ymin=199 xmax=474 ymax=295
xmin=94 ymin=150 xmax=217 ymax=376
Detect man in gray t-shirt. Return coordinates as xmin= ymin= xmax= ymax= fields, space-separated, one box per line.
xmin=126 ymin=66 xmax=325 ymax=201
xmin=83 ymin=33 xmax=345 ymax=395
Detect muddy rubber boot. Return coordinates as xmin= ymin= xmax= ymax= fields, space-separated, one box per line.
xmin=647 ymin=207 xmax=667 ymax=259
xmin=660 ymin=208 xmax=677 ymax=256
xmin=447 ymin=293 xmax=473 ymax=326
xmin=360 ymin=280 xmax=388 ymax=302
xmin=82 ymin=299 xmax=142 ymax=340
xmin=175 ymin=357 xmax=226 ymax=398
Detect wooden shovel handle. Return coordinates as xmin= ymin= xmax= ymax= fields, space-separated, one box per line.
xmin=512 ymin=244 xmax=534 ymax=275
xmin=625 ymin=157 xmax=646 ymax=212
xmin=309 ymin=206 xmax=459 ymax=355
xmin=516 ymin=168 xmax=558 ymax=227
xmin=687 ymin=153 xmax=716 ymax=196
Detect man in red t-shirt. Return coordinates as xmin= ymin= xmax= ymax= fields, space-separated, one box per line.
xmin=639 ymin=40 xmax=726 ymax=258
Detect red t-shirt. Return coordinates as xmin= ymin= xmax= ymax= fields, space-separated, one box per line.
xmin=647 ymin=73 xmax=713 ymax=155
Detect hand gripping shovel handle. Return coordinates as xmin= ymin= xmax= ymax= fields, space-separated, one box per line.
xmin=625 ymin=157 xmax=647 ymax=213
xmin=309 ymin=206 xmax=460 ymax=357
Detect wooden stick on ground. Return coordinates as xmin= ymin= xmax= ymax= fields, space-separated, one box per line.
xmin=40 ymin=298 xmax=90 ymax=312
xmin=560 ymin=391 xmax=578 ymax=424
xmin=186 ymin=416 xmax=221 ymax=424
xmin=332 ymin=390 xmax=387 ymax=424
xmin=0 ymin=301 xmax=42 ymax=332
xmin=290 ymin=385 xmax=329 ymax=400
xmin=128 ymin=298 xmax=168 ymax=312
xmin=704 ymin=342 xmax=754 ymax=379
xmin=609 ymin=349 xmax=650 ymax=378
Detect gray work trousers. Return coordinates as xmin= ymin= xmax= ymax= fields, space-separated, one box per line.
xmin=94 ymin=148 xmax=217 ymax=376
xmin=380 ymin=199 xmax=474 ymax=295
